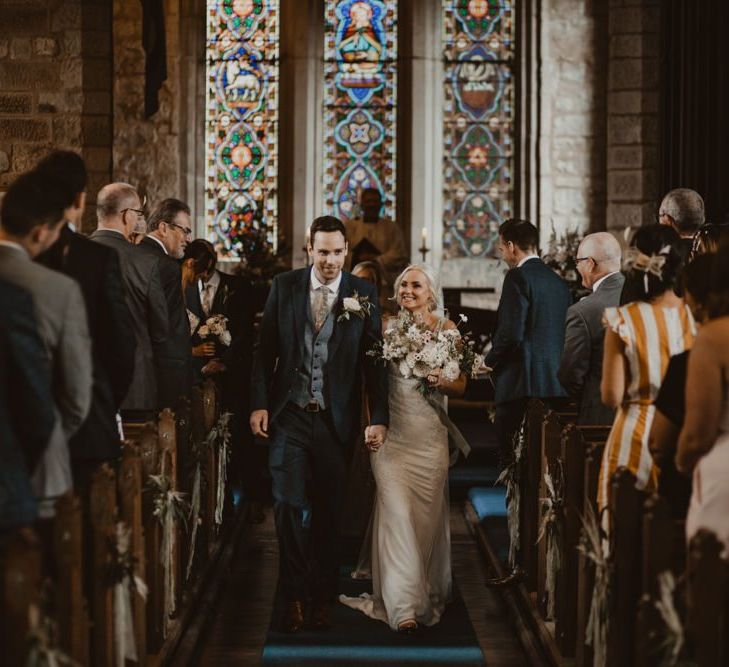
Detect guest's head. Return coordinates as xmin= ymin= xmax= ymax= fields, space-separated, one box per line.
xmin=689 ymin=223 xmax=729 ymax=259
xmin=622 ymin=224 xmax=684 ymax=303
xmin=394 ymin=263 xmax=440 ymax=315
xmin=658 ymin=188 xmax=705 ymax=237
xmin=146 ymin=198 xmax=192 ymax=259
xmin=0 ymin=171 xmax=66 ymax=257
xmin=96 ymin=183 xmax=145 ymax=241
xmin=182 ymin=239 xmax=217 ymax=289
xmin=682 ymin=254 xmax=715 ymax=324
xmin=360 ymin=187 xmax=383 ymax=222
xmin=575 ymin=232 xmax=622 ymax=290
xmin=34 ymin=150 xmax=87 ymax=228
xmin=352 ymin=260 xmax=383 ymax=287
xmin=307 ymin=215 xmax=348 ymax=284
xmin=496 ymin=218 xmax=538 ymax=269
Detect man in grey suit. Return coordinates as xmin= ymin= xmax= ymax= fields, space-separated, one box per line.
xmin=0 ymin=172 xmax=92 ymax=516
xmin=558 ymin=232 xmax=624 ymax=425
xmin=90 ymin=183 xmax=170 ymax=411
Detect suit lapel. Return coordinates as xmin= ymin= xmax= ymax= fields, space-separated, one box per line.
xmin=327 ymin=271 xmax=349 ymax=361
xmin=292 ymin=268 xmax=310 ymax=351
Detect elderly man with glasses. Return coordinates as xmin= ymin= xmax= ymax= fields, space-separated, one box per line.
xmin=138 ymin=198 xmax=194 ymax=409
xmin=557 ymin=232 xmax=624 ymax=426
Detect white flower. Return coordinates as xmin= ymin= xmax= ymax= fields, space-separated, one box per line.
xmin=398 ymin=360 xmax=412 ymax=378
xmin=198 ymin=325 xmax=210 ymax=337
xmin=459 ymin=314 xmax=468 ymax=323
xmin=442 ymin=360 xmax=460 ymax=381
xmin=343 ymin=297 xmax=362 ymax=313
xmin=220 ymin=330 xmax=232 ymax=346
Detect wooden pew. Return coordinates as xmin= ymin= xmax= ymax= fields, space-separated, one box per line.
xmin=0 ymin=529 xmax=42 ymax=667
xmin=575 ymin=439 xmax=605 ymax=667
xmin=53 ymin=493 xmax=90 ymax=665
xmin=687 ymin=529 xmax=729 ymax=667
xmin=554 ymin=424 xmax=611 ymax=658
xmin=606 ymin=467 xmax=646 ymax=667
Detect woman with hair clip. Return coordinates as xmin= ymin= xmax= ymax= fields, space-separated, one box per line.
xmin=678 ymin=241 xmax=729 ymax=553
xmin=597 ymin=225 xmax=696 ymax=514
xmin=340 ymin=263 xmax=466 ymax=634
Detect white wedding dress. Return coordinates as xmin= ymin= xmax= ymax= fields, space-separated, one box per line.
xmin=340 ymin=359 xmax=452 ymax=629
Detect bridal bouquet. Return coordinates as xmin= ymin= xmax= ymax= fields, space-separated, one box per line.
xmin=368 ymin=311 xmax=484 ymax=387
xmin=197 ymin=314 xmax=232 ymax=346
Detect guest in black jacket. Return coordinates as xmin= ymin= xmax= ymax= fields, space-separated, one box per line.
xmin=35 ymin=151 xmax=136 ymax=479
xmin=138 ymin=198 xmax=194 ymax=409
xmin=0 ymin=280 xmax=56 ymax=534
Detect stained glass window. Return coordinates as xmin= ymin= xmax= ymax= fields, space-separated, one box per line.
xmin=442 ymin=0 xmax=514 ymax=259
xmin=323 ymin=0 xmax=398 ymax=222
xmin=205 ymin=0 xmax=279 ymax=259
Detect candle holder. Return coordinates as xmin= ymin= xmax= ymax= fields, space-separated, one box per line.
xmin=419 ymin=243 xmax=430 ymax=262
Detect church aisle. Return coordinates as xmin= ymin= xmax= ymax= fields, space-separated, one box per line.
xmin=192 ymin=504 xmax=527 ymax=666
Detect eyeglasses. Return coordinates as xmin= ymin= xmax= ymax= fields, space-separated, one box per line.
xmin=575 ymin=257 xmax=595 ymax=264
xmin=166 ymin=221 xmax=193 ymax=237
xmin=121 ymin=207 xmax=145 ymax=219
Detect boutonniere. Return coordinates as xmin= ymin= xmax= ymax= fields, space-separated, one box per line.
xmin=337 ymin=292 xmax=373 ymax=322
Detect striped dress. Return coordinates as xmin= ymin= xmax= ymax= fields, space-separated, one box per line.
xmin=597 ymin=302 xmax=696 ymax=512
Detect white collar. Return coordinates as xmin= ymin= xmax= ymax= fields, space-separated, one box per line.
xmin=310 ymin=268 xmax=342 ymax=294
xmin=146 ymin=234 xmax=168 ymax=255
xmin=517 ymin=254 xmax=539 ymax=268
xmin=0 ymin=240 xmax=28 ymax=256
xmin=592 ymin=271 xmax=621 ymax=293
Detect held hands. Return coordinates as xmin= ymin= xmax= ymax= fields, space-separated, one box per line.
xmin=365 ymin=424 xmax=387 ymax=452
xmin=250 ymin=409 xmax=269 ymax=439
xmin=193 ymin=342 xmax=216 ymax=357
xmin=426 ymin=368 xmax=443 ymax=388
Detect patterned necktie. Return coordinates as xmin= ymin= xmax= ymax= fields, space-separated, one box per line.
xmin=202 ymin=283 xmax=214 ymax=316
xmin=314 ymin=286 xmax=330 ymax=332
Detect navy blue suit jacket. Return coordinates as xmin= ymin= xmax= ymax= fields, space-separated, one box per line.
xmin=485 ymin=258 xmax=572 ymax=405
xmin=250 ymin=268 xmax=388 ymax=444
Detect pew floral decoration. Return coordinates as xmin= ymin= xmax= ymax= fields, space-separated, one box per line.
xmin=107 ymin=522 xmax=148 ymax=667
xmin=213 ymin=412 xmax=233 ymax=527
xmin=25 ymin=592 xmax=77 ymax=667
xmin=149 ymin=473 xmax=189 ymax=628
xmin=577 ymin=501 xmax=611 ymax=667
xmin=654 ymin=570 xmax=689 ymax=666
xmin=496 ymin=415 xmax=526 ymax=568
xmin=537 ymin=462 xmax=564 ymax=620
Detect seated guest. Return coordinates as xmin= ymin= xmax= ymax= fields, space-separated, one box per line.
xmin=598 ymin=225 xmax=695 ymax=513
xmin=0 ymin=279 xmax=56 ymax=535
xmin=35 ymin=151 xmax=136 ymax=481
xmin=678 ymin=242 xmax=729 ymax=553
xmin=689 ymin=221 xmax=729 ymax=260
xmin=649 ymin=254 xmax=713 ymax=518
xmin=558 ymin=232 xmax=624 ymax=425
xmin=0 ymin=172 xmax=92 ymax=517
xmin=90 ymin=184 xmax=170 ymax=411
xmin=139 ymin=199 xmax=194 ymax=408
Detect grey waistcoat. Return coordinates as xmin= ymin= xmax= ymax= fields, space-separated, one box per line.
xmin=291 ymin=295 xmax=335 ymax=409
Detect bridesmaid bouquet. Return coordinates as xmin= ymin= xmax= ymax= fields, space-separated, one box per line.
xmin=197 ymin=314 xmax=232 ymax=347
xmin=368 ymin=311 xmax=484 ymax=387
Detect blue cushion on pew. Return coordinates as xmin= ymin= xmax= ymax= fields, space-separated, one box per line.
xmin=468 ymin=487 xmax=507 ymax=521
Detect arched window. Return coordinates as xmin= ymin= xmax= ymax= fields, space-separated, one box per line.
xmin=205 ymin=0 xmax=280 ymax=259
xmin=322 ymin=0 xmax=398 ymax=222
xmin=442 ymin=0 xmax=514 ymax=259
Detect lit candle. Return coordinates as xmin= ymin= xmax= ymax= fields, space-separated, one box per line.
xmin=421 ymin=226 xmax=428 ymax=246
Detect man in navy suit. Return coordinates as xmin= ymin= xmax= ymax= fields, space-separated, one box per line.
xmin=250 ymin=216 xmax=388 ymax=633
xmin=485 ymin=219 xmax=571 ymax=468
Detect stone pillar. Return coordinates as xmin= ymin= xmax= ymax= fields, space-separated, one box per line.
xmin=538 ymin=0 xmax=608 ymax=246
xmin=605 ymin=0 xmax=660 ymax=232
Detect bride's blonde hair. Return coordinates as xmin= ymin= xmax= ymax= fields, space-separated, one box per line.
xmin=393 ymin=263 xmax=442 ymax=312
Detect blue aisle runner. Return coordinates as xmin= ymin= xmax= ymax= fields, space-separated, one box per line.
xmin=262 ymin=570 xmax=485 ymax=666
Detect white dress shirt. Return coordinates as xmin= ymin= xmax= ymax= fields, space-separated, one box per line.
xmin=592 ymin=271 xmax=621 ymax=293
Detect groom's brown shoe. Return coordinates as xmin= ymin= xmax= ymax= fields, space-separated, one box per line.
xmin=282 ymin=600 xmax=305 ymax=633
xmin=309 ymin=600 xmax=332 ymax=631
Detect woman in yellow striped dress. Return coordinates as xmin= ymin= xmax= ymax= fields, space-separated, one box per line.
xmin=598 ymin=225 xmax=696 ymax=512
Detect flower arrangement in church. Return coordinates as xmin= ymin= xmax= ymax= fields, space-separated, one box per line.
xmin=368 ymin=311 xmax=484 ymax=389
xmin=541 ymin=225 xmax=588 ymax=300
xmin=197 ymin=314 xmax=232 ymax=346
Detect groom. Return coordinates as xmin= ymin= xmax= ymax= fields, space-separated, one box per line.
xmin=250 ymin=215 xmax=389 ymax=633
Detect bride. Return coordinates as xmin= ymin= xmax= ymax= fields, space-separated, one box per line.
xmin=340 ymin=263 xmax=466 ymax=633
